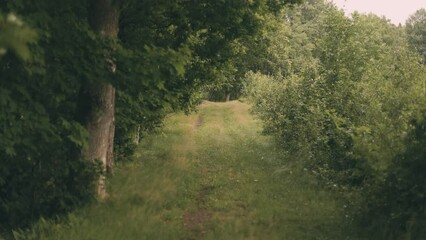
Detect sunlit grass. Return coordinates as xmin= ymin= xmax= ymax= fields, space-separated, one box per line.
xmin=9 ymin=101 xmax=362 ymax=240
xmin=192 ymin=101 xmax=360 ymax=240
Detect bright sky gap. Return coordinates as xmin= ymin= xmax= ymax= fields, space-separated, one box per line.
xmin=329 ymin=0 xmax=426 ymax=25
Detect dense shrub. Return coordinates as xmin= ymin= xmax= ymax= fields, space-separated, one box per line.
xmin=245 ymin=72 xmax=372 ymax=186
xmin=360 ymin=113 xmax=426 ymax=239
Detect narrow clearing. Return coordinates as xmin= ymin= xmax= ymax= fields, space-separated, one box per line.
xmin=34 ymin=101 xmax=360 ymax=240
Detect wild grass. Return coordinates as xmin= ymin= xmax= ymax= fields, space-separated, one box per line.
xmin=192 ymin=101 xmax=361 ymax=240
xmin=6 ymin=101 xmax=363 ymax=240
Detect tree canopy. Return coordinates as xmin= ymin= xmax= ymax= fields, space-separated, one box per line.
xmin=406 ymin=8 xmax=426 ymax=63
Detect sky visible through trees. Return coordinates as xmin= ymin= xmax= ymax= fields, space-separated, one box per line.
xmin=330 ymin=0 xmax=426 ymax=25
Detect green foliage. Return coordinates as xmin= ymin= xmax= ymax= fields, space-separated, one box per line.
xmin=0 ymin=0 xmax=103 ymax=229
xmin=361 ymin=113 xmax=426 ymax=239
xmin=245 ymin=1 xmax=426 ymax=238
xmin=114 ymin=0 xmax=302 ymax=157
xmin=0 ymin=12 xmax=37 ymax=60
xmin=193 ymin=0 xmax=302 ymax=102
xmin=406 ymin=8 xmax=426 ymax=63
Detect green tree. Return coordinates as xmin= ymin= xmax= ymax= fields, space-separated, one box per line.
xmin=406 ymin=8 xmax=426 ymax=63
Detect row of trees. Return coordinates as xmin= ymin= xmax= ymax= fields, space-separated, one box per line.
xmin=245 ymin=1 xmax=426 ymax=239
xmin=0 ymin=0 xmax=301 ymax=230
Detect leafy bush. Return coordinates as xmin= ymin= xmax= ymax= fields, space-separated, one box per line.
xmin=245 ymin=71 xmax=371 ymax=187
xmin=360 ymin=113 xmax=426 ymax=239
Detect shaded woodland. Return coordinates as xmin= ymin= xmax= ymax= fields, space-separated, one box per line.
xmin=1 ymin=0 xmax=426 ymax=239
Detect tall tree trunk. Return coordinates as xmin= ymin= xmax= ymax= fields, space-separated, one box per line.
xmin=83 ymin=0 xmax=119 ymax=198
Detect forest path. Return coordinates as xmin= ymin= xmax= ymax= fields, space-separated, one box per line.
xmin=32 ymin=101 xmax=360 ymax=240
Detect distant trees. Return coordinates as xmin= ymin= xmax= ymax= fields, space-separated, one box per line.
xmin=245 ymin=1 xmax=426 ymax=239
xmin=406 ymin=8 xmax=426 ymax=63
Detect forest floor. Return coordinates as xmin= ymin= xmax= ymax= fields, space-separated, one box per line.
xmin=14 ymin=101 xmax=363 ymax=240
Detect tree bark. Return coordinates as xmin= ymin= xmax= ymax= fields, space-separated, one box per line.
xmin=83 ymin=0 xmax=119 ymax=198
xmin=82 ymin=84 xmax=115 ymax=198
xmin=133 ymin=125 xmax=141 ymax=145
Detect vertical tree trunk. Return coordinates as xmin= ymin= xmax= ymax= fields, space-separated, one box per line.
xmin=83 ymin=0 xmax=119 ymax=198
xmin=82 ymin=85 xmax=115 ymax=198
xmin=226 ymin=93 xmax=231 ymax=102
xmin=106 ymin=89 xmax=115 ymax=175
xmin=133 ymin=125 xmax=141 ymax=145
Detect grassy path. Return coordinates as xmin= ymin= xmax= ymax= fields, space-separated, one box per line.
xmin=17 ymin=101 xmax=360 ymax=240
